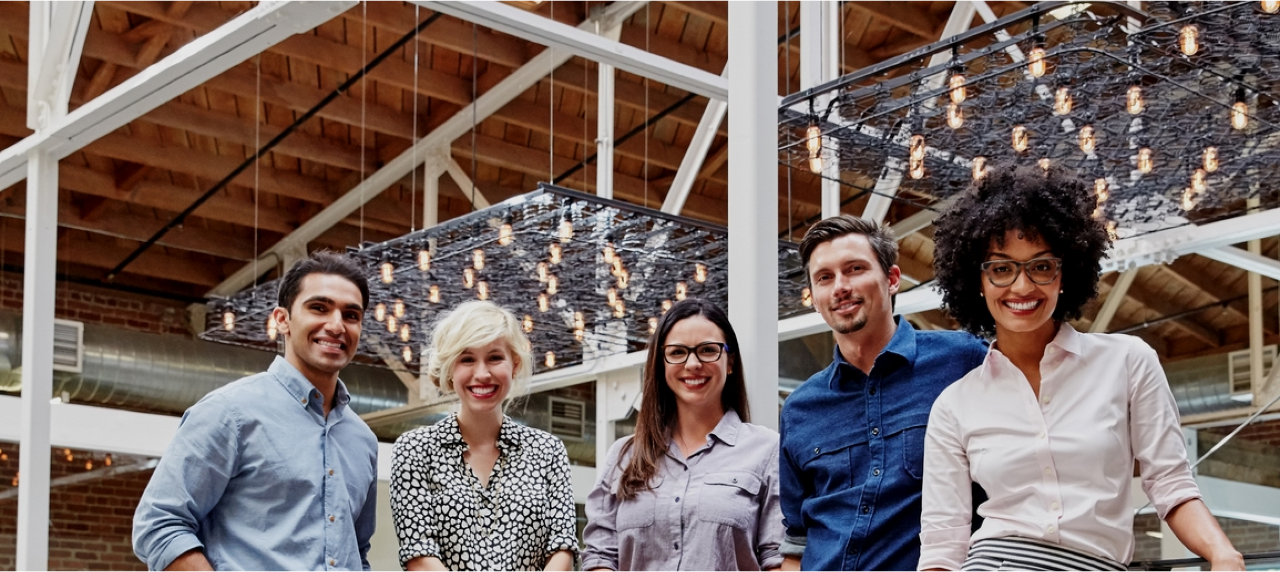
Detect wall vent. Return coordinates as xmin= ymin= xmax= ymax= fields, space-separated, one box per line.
xmin=52 ymin=319 xmax=84 ymax=374
xmin=1227 ymin=345 xmax=1275 ymax=403
xmin=549 ymin=397 xmax=585 ymax=441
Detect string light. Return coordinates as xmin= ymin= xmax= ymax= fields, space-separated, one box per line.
xmin=523 ymin=315 xmax=533 ymax=333
xmin=695 ymin=263 xmax=708 ymax=283
xmin=662 ymin=300 xmax=673 ymax=313
xmin=477 ymin=281 xmax=489 ymax=300
xmin=402 ymin=346 xmax=413 ymax=362
xmin=418 ymin=247 xmax=430 ymax=271
xmin=602 ymin=243 xmax=615 ymax=264
xmin=223 ymin=310 xmax=235 ymax=332
xmin=498 ymin=217 xmax=514 ymax=246
xmin=1126 ymin=85 xmax=1144 ymax=114
xmin=547 ymin=275 xmax=558 ymax=295
xmin=1053 ymin=86 xmax=1072 ymax=115
xmin=1028 ymin=45 xmax=1047 ymax=77
xmin=613 ymin=300 xmax=626 ymax=318
xmin=1012 ymin=125 xmax=1029 ymax=152
xmin=1093 ymin=178 xmax=1109 ymax=219
xmin=545 ymin=351 xmax=556 ymax=368
xmin=1179 ymin=24 xmax=1199 ymax=56
xmin=1192 ymin=169 xmax=1208 ymax=193
xmin=463 ymin=268 xmax=474 ymax=289
xmin=104 ymin=454 xmax=112 ymax=467
xmin=1203 ymin=146 xmax=1219 ymax=172
xmin=1182 ymin=187 xmax=1200 ymax=211
xmin=85 ymin=460 xmax=93 ymax=471
xmin=375 ymin=303 xmax=386 ymax=321
xmin=1138 ymin=147 xmax=1154 ymax=174
xmin=675 ymin=281 xmax=688 ymax=301
xmin=64 ymin=449 xmax=72 ymax=462
xmin=537 ymin=261 xmax=549 ymax=282
xmin=550 ymin=243 xmax=562 ymax=264
xmin=400 ymin=323 xmax=410 ymax=343
xmin=394 ymin=299 xmax=405 ymax=318
xmin=472 ymin=249 xmax=485 ymax=271
xmin=607 ymin=288 xmax=618 ymax=306
xmin=649 ymin=317 xmax=658 ymax=334
xmin=1232 ymin=97 xmax=1249 ymax=130
xmin=610 ymin=258 xmax=625 ymax=277
xmin=909 ymin=134 xmax=926 ymax=179
xmin=1264 ymin=0 xmax=1280 ymax=13
xmin=616 ymin=269 xmax=629 ymax=290
xmin=538 ymin=293 xmax=550 ymax=312
xmin=972 ymin=156 xmax=987 ymax=181
xmin=1078 ymin=125 xmax=1096 ymax=154
xmin=946 ymin=103 xmax=964 ymax=130
xmin=558 ymin=216 xmax=573 ymax=243
xmin=428 ymin=285 xmax=440 ymax=304
xmin=801 ymin=287 xmax=812 ymax=307
xmin=266 ymin=317 xmax=277 ymax=341
xmin=386 ymin=315 xmax=397 ymax=333
xmin=380 ymin=258 xmax=394 ymax=284
xmin=949 ymin=72 xmax=966 ymax=103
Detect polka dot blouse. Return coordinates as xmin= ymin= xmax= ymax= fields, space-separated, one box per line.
xmin=390 ymin=414 xmax=579 ymax=571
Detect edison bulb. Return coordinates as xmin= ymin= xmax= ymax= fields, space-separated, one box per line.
xmin=1106 ymin=220 xmax=1118 ymax=241
xmin=545 ymin=351 xmax=556 ymax=368
xmin=266 ymin=317 xmax=277 ymax=341
xmin=1264 ymin=0 xmax=1280 ymax=13
xmin=477 ymin=281 xmax=489 ymax=300
xmin=662 ymin=300 xmax=673 ymax=313
xmin=1203 ymin=146 xmax=1219 ymax=172
xmin=613 ymin=300 xmax=626 ymax=319
xmin=910 ymin=135 xmax=926 ymax=162
xmin=549 ymin=243 xmax=562 ymax=264
xmin=1028 ymin=46 xmax=1047 ymax=77
xmin=375 ymin=303 xmax=386 ymax=322
xmin=1126 ymin=85 xmax=1144 ymax=114
xmin=418 ymin=249 xmax=430 ymax=271
xmin=946 ymin=103 xmax=964 ymax=129
xmin=1054 ymin=87 xmax=1073 ymax=115
xmin=522 ymin=315 xmax=533 ymax=333
xmin=695 ymin=263 xmax=708 ymax=283
xmin=801 ymin=287 xmax=813 ymax=308
xmin=1079 ymin=125 xmax=1096 ymax=154
xmin=498 ymin=222 xmax=513 ymax=246
xmin=537 ymin=261 xmax=548 ymax=282
xmin=463 ymin=268 xmax=474 ymax=289
xmin=402 ymin=345 xmax=413 ymax=362
xmin=538 ymin=293 xmax=549 ymax=313
xmin=222 ymin=310 xmax=235 ymax=331
xmin=972 ymin=156 xmax=987 ymax=181
xmin=649 ymin=317 xmax=658 ymax=334
xmin=394 ymin=299 xmax=405 ymax=318
xmin=675 ymin=281 xmax=688 ymax=301
xmin=574 ymin=328 xmax=584 ymax=342
xmin=547 ymin=275 xmax=558 ymax=295
xmin=1232 ymin=101 xmax=1249 ymax=130
xmin=386 ymin=315 xmax=397 ymax=334
xmin=1192 ymin=168 xmax=1208 ymax=193
xmin=603 ymin=243 xmax=615 ymax=264
xmin=1038 ymin=158 xmax=1051 ymax=171
xmin=428 ymin=285 xmax=440 ymax=304
xmin=1138 ymin=147 xmax=1154 ymax=174
xmin=400 ymin=323 xmax=411 ymax=343
xmin=574 ymin=311 xmax=585 ymax=331
xmin=909 ymin=163 xmax=925 ymax=180
xmin=1012 ymin=125 xmax=1029 ymax=152
xmin=1182 ymin=188 xmax=1199 ymax=211
xmin=472 ymin=249 xmax=485 ymax=270
xmin=808 ymin=154 xmax=823 ymax=174
xmin=380 ymin=260 xmax=394 ymax=284
xmin=1179 ymin=24 xmax=1199 ymax=56
xmin=616 ymin=270 xmax=629 ymax=290
xmin=805 ymin=124 xmax=822 ymax=154
xmin=611 ymin=258 xmax=625 ymax=277
xmin=558 ymin=217 xmax=573 ymax=243
xmin=1094 ymin=178 xmax=1109 ymax=203
xmin=949 ymin=73 xmax=966 ymax=103
xmin=607 ymin=288 xmax=618 ymax=306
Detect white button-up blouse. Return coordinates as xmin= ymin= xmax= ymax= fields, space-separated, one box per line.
xmin=919 ymin=323 xmax=1201 ymax=570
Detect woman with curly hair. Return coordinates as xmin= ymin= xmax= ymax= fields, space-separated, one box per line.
xmin=919 ymin=164 xmax=1242 ymax=571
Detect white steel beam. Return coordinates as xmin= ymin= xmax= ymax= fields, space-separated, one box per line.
xmin=1090 ymin=268 xmax=1138 ymax=333
xmin=728 ymin=1 xmax=779 ymax=429
xmin=17 ymin=147 xmax=58 ymax=570
xmin=418 ymin=1 xmax=727 ymax=101
xmin=26 ymin=1 xmax=94 ymax=131
xmin=209 ymin=2 xmax=644 ymax=298
xmin=662 ymin=68 xmax=727 ymax=214
xmin=1199 ymin=246 xmax=1280 ymax=282
xmin=0 ymin=1 xmax=356 ymax=191
xmin=444 ymin=157 xmax=490 ymax=210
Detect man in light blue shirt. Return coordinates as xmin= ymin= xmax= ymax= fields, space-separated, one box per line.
xmin=134 ymin=251 xmax=379 ymax=571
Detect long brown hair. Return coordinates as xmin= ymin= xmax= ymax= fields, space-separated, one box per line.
xmin=615 ymin=298 xmax=749 ymax=500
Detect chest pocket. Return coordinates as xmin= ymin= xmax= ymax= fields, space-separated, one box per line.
xmin=896 ymin=415 xmax=930 ymax=480
xmin=698 ymin=471 xmax=763 ymax=530
xmin=615 ymin=475 xmax=663 ymax=530
xmin=796 ymin=434 xmax=868 ymax=493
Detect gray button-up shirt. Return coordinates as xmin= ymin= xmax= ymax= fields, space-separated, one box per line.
xmin=133 ymin=356 xmax=379 ymax=571
xmin=582 ymin=409 xmax=783 ymax=571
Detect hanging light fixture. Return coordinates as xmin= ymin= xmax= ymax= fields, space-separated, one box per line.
xmin=222 ymin=310 xmax=235 ymax=332
xmin=949 ymin=71 xmax=966 ymax=103
xmin=1232 ymin=89 xmax=1249 ymax=130
xmin=972 ymin=156 xmax=987 ymax=181
xmin=946 ymin=103 xmax=964 ymax=130
xmin=1079 ymin=125 xmax=1096 ymax=154
xmin=1028 ymin=45 xmax=1047 ymax=78
xmin=1264 ymin=0 xmax=1280 ymax=13
xmin=1203 ymin=146 xmax=1219 ymax=172
xmin=694 ymin=263 xmax=708 ymax=283
xmin=1012 ymin=125 xmax=1029 ymax=152
xmin=472 ymin=249 xmax=485 ymax=271
xmin=1179 ymin=24 xmax=1199 ymax=56
xmin=1138 ymin=147 xmax=1154 ymax=174
xmin=498 ymin=215 xmax=514 ymax=246
xmin=522 ymin=315 xmax=533 ymax=333
xmin=808 ymin=154 xmax=824 ymax=174
xmin=380 ymin=255 xmax=394 ymax=284
xmin=805 ymin=123 xmax=822 ymax=154
xmin=1126 ymin=85 xmax=1144 ymax=114
xmin=1054 ymin=86 xmax=1073 ymax=115
xmin=394 ymin=299 xmax=405 ymax=318
xmin=428 ymin=285 xmax=440 ymax=304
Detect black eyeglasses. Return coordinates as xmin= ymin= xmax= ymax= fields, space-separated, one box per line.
xmin=981 ymin=257 xmax=1063 ymax=287
xmin=663 ymin=342 xmax=729 ymax=365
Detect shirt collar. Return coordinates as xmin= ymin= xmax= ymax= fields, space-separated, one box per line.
xmin=708 ymin=408 xmax=744 ymax=447
xmin=438 ymin=413 xmax=523 ymax=452
xmin=828 ymin=316 xmax=917 ymax=388
xmin=268 ymin=355 xmax=350 ymax=412
xmin=982 ymin=321 xmax=1081 ymax=375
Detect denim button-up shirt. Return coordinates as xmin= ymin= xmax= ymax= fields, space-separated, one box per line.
xmin=779 ymin=318 xmax=986 ymax=571
xmin=133 ymin=356 xmax=379 ymax=571
xmin=583 ymin=409 xmax=783 ymax=571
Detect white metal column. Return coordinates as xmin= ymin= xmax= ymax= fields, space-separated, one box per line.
xmin=596 ymin=60 xmax=614 ymax=199
xmin=17 ymin=148 xmax=58 ymax=571
xmin=800 ymin=1 xmax=841 ymax=218
xmin=728 ymin=2 xmax=779 ymax=430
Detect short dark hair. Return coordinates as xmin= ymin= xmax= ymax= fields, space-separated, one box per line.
xmin=277 ymin=250 xmax=370 ymax=312
xmin=932 ymin=163 xmax=1111 ymax=337
xmin=799 ymin=214 xmax=898 ymax=284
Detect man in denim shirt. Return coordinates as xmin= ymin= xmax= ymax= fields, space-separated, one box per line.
xmin=134 ymin=252 xmax=378 ymax=571
xmin=779 ymin=216 xmax=986 ymax=571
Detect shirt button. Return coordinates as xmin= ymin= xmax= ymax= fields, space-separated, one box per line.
xmin=328 ymin=515 xmax=335 ymax=522
xmin=1042 ymin=395 xmax=1050 ymax=404
xmin=869 ymin=387 xmax=877 ymax=395
xmin=814 ymin=447 xmax=821 ymax=454
xmin=1047 ymin=525 xmax=1056 ymax=533
xmin=1044 ymin=466 xmax=1052 ymax=474
xmin=674 ymin=542 xmax=679 ymax=550
xmin=328 ymin=469 xmax=334 ymax=476
xmin=301 ymin=398 xmax=307 ymax=404
xmin=732 ymin=477 xmax=738 ymax=483
xmin=329 ymin=559 xmax=335 ymax=566
xmin=675 ymin=497 xmax=680 ymax=503
xmin=1038 ymin=431 xmax=1046 ymax=439
xmin=861 ymin=505 xmax=870 ymax=514
xmin=871 ymin=427 xmax=879 ymax=436
xmin=872 ymin=468 xmax=881 ymax=476
xmin=1051 ymin=501 xmax=1060 ymax=510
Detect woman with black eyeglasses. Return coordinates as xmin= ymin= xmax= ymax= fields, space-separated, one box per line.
xmin=582 ymin=298 xmax=783 ymax=571
xmin=920 ymin=164 xmax=1241 ymax=571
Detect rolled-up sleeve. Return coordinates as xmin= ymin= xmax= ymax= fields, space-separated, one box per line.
xmin=544 ymin=440 xmax=581 ymax=563
xmin=1128 ymin=341 xmax=1201 ymax=519
xmin=919 ymin=395 xmax=972 ymax=571
xmin=777 ymin=411 xmax=808 ymax=558
xmin=132 ymin=395 xmax=239 ymax=571
xmin=755 ymin=444 xmax=784 ymax=569
xmin=389 ymin=434 xmax=442 ymax=569
xmin=582 ymin=439 xmax=624 ymax=571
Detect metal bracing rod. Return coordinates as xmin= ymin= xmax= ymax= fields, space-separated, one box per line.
xmin=554 ymin=93 xmax=699 ymax=187
xmin=662 ymin=67 xmax=728 ymax=215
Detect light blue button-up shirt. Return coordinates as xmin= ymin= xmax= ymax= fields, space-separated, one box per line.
xmin=133 ymin=356 xmax=379 ymax=571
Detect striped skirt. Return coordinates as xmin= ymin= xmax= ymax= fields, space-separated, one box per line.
xmin=961 ymin=537 xmax=1127 ymax=571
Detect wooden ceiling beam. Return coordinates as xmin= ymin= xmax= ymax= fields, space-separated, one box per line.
xmin=347 ymin=2 xmax=529 ymax=69
xmin=1110 ymin=276 xmax=1221 ymax=347
xmin=1163 ymin=257 xmax=1257 ymax=327
xmin=0 ymin=223 xmax=223 ymax=287
xmin=846 ymin=2 xmax=943 ymax=40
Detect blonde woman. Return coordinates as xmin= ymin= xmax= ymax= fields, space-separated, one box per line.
xmin=390 ymin=301 xmax=578 ymax=571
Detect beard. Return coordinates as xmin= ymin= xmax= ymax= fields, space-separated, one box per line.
xmin=824 ymin=296 xmax=868 ymax=335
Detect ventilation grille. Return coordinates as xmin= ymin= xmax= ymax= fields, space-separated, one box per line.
xmin=52 ymin=319 xmax=84 ymax=374
xmin=548 ymin=397 xmax=585 ymax=441
xmin=1227 ymin=345 xmax=1275 ymax=402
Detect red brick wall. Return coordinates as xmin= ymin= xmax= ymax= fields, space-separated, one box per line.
xmin=1203 ymin=418 xmax=1280 ymax=448
xmin=0 ymin=271 xmax=190 ymax=337
xmin=0 ymin=442 xmax=151 ymax=571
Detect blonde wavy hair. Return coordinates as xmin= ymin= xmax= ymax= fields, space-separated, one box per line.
xmin=424 ymin=300 xmax=532 ymax=401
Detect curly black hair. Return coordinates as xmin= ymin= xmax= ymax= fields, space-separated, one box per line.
xmin=932 ymin=163 xmax=1111 ymax=338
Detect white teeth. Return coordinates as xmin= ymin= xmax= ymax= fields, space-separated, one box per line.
xmin=470 ymin=385 xmax=497 ymax=395
xmin=1005 ymin=300 xmax=1040 ymax=311
xmin=682 ymin=378 xmax=709 ymax=386
xmin=317 ymin=340 xmax=342 ymax=348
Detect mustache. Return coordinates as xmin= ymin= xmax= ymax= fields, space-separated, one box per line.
xmin=830 ymin=295 xmax=865 ymax=306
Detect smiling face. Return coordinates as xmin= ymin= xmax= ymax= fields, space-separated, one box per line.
xmin=662 ymin=315 xmax=730 ymax=415
xmin=450 ymin=338 xmax=515 ymax=417
xmin=982 ymin=230 xmax=1061 ymax=340
xmin=274 ymin=273 xmax=364 ymax=384
xmin=807 ymin=233 xmax=901 ymax=337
